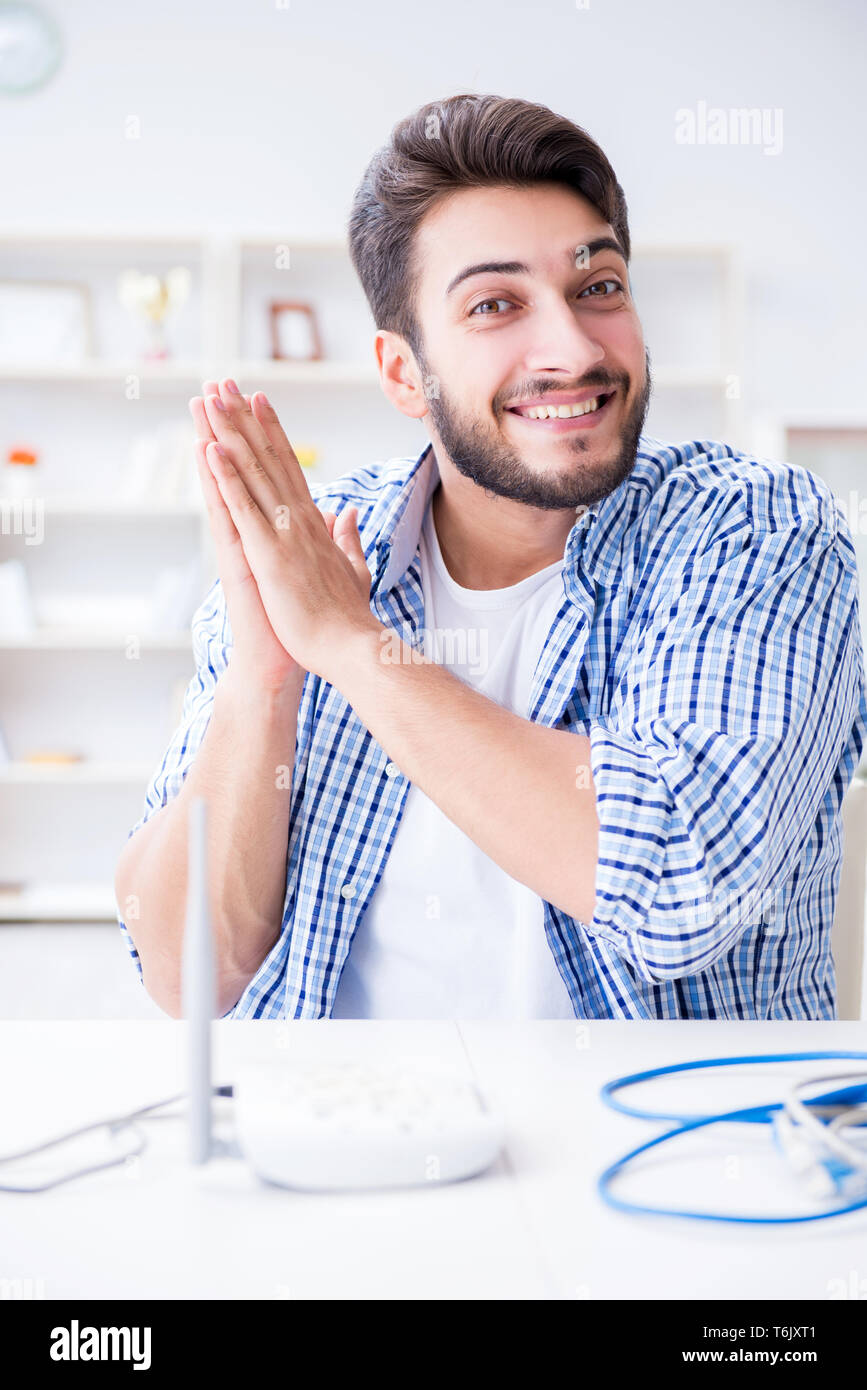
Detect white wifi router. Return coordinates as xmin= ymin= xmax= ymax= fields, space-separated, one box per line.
xmin=182 ymin=797 xmax=505 ymax=1191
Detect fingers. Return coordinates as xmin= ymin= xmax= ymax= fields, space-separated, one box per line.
xmin=191 ymin=379 xmax=274 ymax=467
xmin=189 ymin=393 xmax=216 ymax=444
xmin=189 ymin=379 xmax=228 ymax=446
xmin=215 ymin=379 xmax=306 ymax=507
xmin=195 ymin=442 xmax=278 ymax=649
xmin=202 ymin=389 xmax=284 ymax=522
xmin=334 ymin=505 xmax=362 ymax=548
xmin=189 ymin=382 xmax=252 ymax=447
xmin=195 ymin=439 xmax=252 ymax=584
xmin=190 ymin=378 xmax=310 ymax=527
xmin=249 ymin=390 xmax=313 ymax=503
xmin=204 ymin=440 xmax=276 ymax=558
xmin=332 ymin=506 xmax=371 ymax=592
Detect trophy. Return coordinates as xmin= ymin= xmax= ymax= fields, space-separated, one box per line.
xmin=117 ymin=265 xmax=191 ymax=361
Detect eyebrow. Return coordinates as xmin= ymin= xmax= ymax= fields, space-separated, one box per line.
xmin=444 ymin=236 xmax=627 ymax=298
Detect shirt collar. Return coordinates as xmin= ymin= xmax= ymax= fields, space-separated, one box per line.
xmin=372 ymin=437 xmax=653 ymax=597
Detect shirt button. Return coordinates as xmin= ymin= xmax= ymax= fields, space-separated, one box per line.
xmin=385 ymin=761 xmax=400 ymax=778
xmin=340 ymin=883 xmax=355 ymax=899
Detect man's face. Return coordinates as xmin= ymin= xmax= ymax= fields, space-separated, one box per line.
xmin=406 ymin=183 xmax=651 ymax=511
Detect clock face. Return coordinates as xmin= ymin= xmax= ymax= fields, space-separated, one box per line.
xmin=0 ymin=2 xmax=63 ymax=94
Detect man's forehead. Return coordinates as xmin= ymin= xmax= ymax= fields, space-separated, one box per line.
xmin=414 ymin=185 xmax=617 ymax=292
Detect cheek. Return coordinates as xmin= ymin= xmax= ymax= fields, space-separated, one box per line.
xmin=472 ymin=340 xmax=527 ymax=415
xmin=606 ymin=314 xmax=645 ymax=369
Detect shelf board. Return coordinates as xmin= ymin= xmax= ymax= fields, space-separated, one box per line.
xmin=0 ymin=882 xmax=119 ymax=922
xmin=31 ymin=499 xmax=203 ymax=518
xmin=239 ymin=234 xmax=349 ymax=254
xmin=631 ymin=243 xmax=734 ymax=259
xmin=0 ymin=359 xmax=730 ymax=390
xmin=652 ymin=367 xmax=733 ymax=388
xmin=0 ymin=630 xmax=191 ymax=650
xmin=0 ymin=361 xmax=206 ymax=384
xmin=0 ymin=761 xmax=152 ymax=785
xmin=781 ymin=414 xmax=867 ymax=432
xmin=230 ymin=359 xmax=378 ymax=384
xmin=0 ymin=358 xmax=382 ymax=387
xmin=0 ymin=230 xmax=204 ymax=247
xmin=1 ymin=232 xmax=734 ymax=259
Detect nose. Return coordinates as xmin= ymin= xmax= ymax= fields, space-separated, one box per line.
xmin=522 ymin=292 xmax=607 ymax=378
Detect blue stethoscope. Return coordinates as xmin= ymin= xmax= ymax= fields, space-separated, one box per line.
xmin=598 ymin=1051 xmax=867 ymax=1225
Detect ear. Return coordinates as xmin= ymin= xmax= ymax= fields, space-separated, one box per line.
xmin=375 ymin=329 xmax=430 ymax=421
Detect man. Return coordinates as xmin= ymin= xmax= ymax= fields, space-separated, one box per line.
xmin=115 ymin=93 xmax=867 ymax=1021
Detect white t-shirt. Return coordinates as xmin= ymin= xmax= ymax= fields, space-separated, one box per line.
xmin=331 ymin=499 xmax=576 ymax=1019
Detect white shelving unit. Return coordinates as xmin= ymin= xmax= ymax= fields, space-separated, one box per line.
xmin=0 ymin=762 xmax=154 ymax=784
xmin=0 ymin=632 xmax=193 ymax=649
xmin=628 ymin=243 xmax=745 ymax=447
xmin=0 ymin=231 xmax=745 ymax=920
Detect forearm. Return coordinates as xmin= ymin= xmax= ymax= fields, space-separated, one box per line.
xmin=336 ymin=623 xmax=599 ymax=922
xmin=115 ymin=665 xmax=302 ymax=1016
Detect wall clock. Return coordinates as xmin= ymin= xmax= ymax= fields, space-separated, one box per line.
xmin=0 ymin=3 xmax=63 ymax=95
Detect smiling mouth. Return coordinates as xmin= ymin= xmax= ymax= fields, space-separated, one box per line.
xmin=505 ymin=391 xmax=616 ymax=426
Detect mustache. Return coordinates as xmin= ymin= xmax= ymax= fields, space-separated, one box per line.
xmin=499 ymin=373 xmax=629 ymax=408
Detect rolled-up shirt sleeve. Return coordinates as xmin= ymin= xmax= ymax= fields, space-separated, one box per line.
xmin=584 ymin=504 xmax=866 ymax=983
xmin=117 ymin=577 xmax=231 ymax=981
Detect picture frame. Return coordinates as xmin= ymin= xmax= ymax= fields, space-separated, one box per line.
xmin=269 ymin=300 xmax=322 ymax=362
xmin=0 ymin=279 xmax=94 ymax=365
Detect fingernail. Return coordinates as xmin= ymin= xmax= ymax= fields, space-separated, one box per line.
xmin=257 ymin=392 xmax=270 ymax=409
xmin=210 ymin=395 xmax=226 ymax=411
xmin=225 ymin=379 xmax=240 ymax=395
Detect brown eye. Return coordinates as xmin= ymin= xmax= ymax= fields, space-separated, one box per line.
xmin=470 ymin=297 xmax=512 ymax=316
xmin=580 ymin=279 xmax=623 ymax=298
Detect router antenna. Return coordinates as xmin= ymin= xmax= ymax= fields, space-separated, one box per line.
xmin=183 ymin=795 xmax=215 ymax=1164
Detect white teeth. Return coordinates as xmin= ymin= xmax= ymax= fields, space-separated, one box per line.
xmin=520 ymin=397 xmax=602 ymax=420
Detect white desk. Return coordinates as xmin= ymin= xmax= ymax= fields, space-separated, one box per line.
xmin=2 ymin=1020 xmax=866 ymax=1300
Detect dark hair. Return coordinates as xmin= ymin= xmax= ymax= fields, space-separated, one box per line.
xmin=348 ymin=93 xmax=630 ymax=358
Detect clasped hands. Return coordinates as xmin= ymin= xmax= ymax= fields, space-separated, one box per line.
xmin=189 ymin=379 xmax=381 ymax=692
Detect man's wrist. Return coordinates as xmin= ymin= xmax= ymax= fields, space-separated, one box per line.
xmin=218 ymin=660 xmax=305 ymax=718
xmin=321 ymin=616 xmax=390 ymax=690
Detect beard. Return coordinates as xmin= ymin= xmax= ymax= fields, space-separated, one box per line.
xmin=415 ymin=345 xmax=653 ymax=512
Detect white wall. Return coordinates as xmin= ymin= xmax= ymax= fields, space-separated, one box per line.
xmin=2 ymin=0 xmax=865 ymax=422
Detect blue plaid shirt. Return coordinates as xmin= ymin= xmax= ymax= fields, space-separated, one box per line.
xmin=118 ymin=433 xmax=867 ymax=1019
